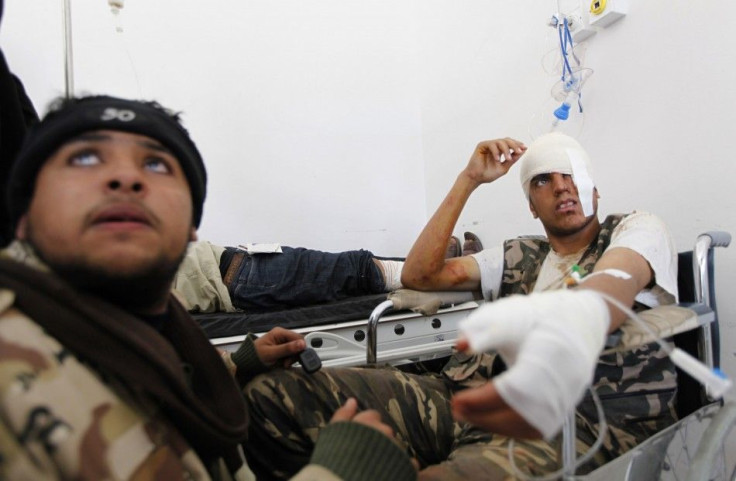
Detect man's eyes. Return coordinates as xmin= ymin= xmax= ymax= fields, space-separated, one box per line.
xmin=69 ymin=150 xmax=101 ymax=166
xmin=532 ymin=174 xmax=572 ymax=186
xmin=144 ymin=157 xmax=173 ymax=174
xmin=67 ymin=150 xmax=173 ymax=174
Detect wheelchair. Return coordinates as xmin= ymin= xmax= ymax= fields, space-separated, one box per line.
xmin=310 ymin=231 xmax=733 ymax=480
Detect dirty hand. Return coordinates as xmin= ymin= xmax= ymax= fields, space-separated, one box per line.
xmin=253 ymin=326 xmax=306 ymax=368
xmin=463 ymin=137 xmax=527 ymax=185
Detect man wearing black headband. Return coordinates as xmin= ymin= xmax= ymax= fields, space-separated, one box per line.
xmin=0 ymin=95 xmax=416 ymax=481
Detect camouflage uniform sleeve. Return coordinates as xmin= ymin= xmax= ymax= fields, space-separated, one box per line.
xmin=301 ymin=422 xmax=416 ymax=481
xmin=0 ymin=294 xmax=59 ymax=480
xmin=0 ymin=417 xmax=61 ymax=480
xmin=229 ymin=333 xmax=270 ymax=387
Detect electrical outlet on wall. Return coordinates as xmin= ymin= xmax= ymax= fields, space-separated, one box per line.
xmin=589 ymin=0 xmax=627 ymax=28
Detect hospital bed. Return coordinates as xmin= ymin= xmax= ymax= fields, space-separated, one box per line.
xmin=198 ymin=286 xmax=479 ymax=363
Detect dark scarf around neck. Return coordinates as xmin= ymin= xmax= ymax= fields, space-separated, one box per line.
xmin=0 ymin=258 xmax=249 ymax=471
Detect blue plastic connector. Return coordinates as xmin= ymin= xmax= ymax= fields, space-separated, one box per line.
xmin=554 ymin=102 xmax=571 ymax=120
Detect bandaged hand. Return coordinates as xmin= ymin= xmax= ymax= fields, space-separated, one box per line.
xmin=456 ymin=289 xmax=610 ymax=439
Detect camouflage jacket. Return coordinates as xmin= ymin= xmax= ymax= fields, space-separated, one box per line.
xmin=0 ymin=244 xmax=416 ymax=481
xmin=444 ymin=215 xmax=678 ymax=428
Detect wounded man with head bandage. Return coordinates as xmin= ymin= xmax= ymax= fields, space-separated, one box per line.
xmin=243 ymin=133 xmax=679 ymax=480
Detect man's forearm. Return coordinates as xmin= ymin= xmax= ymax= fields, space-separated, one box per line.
xmin=402 ymin=172 xmax=479 ymax=289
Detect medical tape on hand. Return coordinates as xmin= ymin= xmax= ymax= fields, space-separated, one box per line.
xmin=567 ymin=148 xmax=595 ymax=217
xmin=580 ymin=268 xmax=633 ymax=282
xmin=489 ymin=290 xmax=610 ymax=439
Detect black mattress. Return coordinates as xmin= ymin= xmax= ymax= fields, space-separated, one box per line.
xmin=194 ymin=293 xmax=390 ymax=339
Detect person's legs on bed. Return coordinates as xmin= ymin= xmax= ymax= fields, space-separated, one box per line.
xmin=225 ymin=246 xmax=403 ymax=309
xmin=243 ymin=366 xmax=455 ymax=480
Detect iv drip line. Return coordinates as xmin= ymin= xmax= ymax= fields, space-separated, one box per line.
xmin=62 ymin=0 xmax=74 ymax=98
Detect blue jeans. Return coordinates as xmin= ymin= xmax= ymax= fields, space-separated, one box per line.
xmin=221 ymin=247 xmax=384 ymax=310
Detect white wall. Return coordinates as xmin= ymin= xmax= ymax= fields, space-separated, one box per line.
xmin=2 ymin=2 xmax=735 ymax=380
xmin=0 ymin=0 xmax=427 ymax=257
xmin=415 ymin=0 xmax=736 ymax=386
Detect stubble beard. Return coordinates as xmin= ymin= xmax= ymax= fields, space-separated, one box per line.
xmin=26 ymin=228 xmax=187 ymax=314
xmin=544 ymin=212 xmax=598 ymax=238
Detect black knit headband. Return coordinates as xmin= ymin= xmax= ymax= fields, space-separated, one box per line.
xmin=7 ymin=95 xmax=207 ymax=228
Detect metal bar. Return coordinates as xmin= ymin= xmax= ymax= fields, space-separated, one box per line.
xmin=693 ymin=234 xmax=715 ymax=375
xmin=561 ymin=411 xmax=577 ymax=479
xmin=366 ymin=300 xmax=394 ymax=364
xmin=62 ymin=0 xmax=74 ymax=98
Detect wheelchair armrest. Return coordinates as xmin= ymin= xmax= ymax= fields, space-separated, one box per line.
xmin=693 ymin=231 xmax=731 ymax=307
xmin=602 ymin=304 xmax=707 ymax=355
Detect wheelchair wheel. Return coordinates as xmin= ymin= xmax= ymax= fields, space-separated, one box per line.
xmin=684 ymin=401 xmax=736 ymax=481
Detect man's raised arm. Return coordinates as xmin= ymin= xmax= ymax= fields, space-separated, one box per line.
xmin=401 ymin=138 xmax=526 ymax=291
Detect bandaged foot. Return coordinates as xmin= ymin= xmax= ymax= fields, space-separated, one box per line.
xmin=458 ymin=289 xmax=610 ymax=438
xmin=375 ymin=259 xmax=404 ymax=291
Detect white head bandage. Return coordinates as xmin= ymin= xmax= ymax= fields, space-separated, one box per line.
xmin=519 ymin=133 xmax=596 ymax=216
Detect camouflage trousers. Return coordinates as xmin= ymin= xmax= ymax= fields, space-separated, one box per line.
xmin=242 ymin=360 xmax=667 ymax=481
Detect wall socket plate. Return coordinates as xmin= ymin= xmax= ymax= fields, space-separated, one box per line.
xmin=589 ymin=0 xmax=628 ymax=28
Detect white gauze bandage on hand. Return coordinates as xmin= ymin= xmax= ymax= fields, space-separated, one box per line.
xmin=458 ymin=289 xmax=610 ymax=439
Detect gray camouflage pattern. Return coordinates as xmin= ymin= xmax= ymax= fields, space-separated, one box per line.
xmin=244 ymin=365 xmax=660 ymax=480
xmin=244 ymin=214 xmax=678 ymax=480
